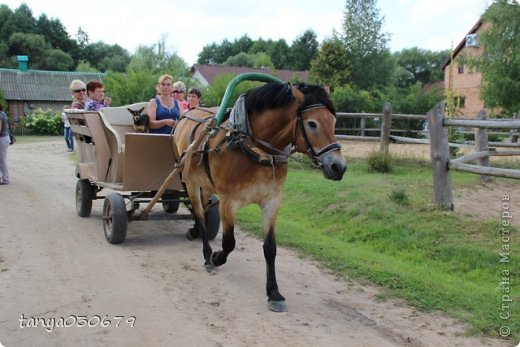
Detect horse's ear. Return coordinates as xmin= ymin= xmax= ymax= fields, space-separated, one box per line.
xmin=289 ymin=83 xmax=305 ymax=104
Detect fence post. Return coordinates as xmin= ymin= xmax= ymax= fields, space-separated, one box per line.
xmin=475 ymin=109 xmax=491 ymax=183
xmin=511 ymin=112 xmax=519 ymax=143
xmin=427 ymin=101 xmax=454 ymax=210
xmin=380 ymin=102 xmax=392 ymax=154
xmin=360 ymin=117 xmax=366 ymax=137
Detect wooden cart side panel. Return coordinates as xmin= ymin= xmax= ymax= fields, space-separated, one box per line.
xmin=123 ymin=133 xmax=183 ymax=191
xmin=66 ymin=112 xmax=96 ymax=179
xmin=84 ymin=113 xmax=112 ymax=183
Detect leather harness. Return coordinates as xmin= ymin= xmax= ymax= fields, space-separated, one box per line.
xmin=178 ymin=102 xmax=342 ymax=187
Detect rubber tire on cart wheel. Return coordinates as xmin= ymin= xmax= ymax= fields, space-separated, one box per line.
xmin=103 ymin=193 xmax=128 ymax=244
xmin=162 ymin=200 xmax=180 ymax=213
xmin=76 ymin=179 xmax=94 ymax=217
xmin=205 ymin=194 xmax=220 ymax=240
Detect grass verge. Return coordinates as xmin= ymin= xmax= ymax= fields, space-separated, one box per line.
xmin=236 ymin=156 xmax=519 ymax=341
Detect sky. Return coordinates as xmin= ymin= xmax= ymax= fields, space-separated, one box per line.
xmin=1 ymin=0 xmax=497 ymax=66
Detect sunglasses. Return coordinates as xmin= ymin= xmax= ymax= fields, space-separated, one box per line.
xmin=172 ymin=90 xmax=183 ymax=94
xmin=73 ymin=88 xmax=86 ymax=93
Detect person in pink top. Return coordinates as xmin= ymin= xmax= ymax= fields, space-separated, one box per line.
xmin=173 ymin=81 xmax=188 ymax=111
xmin=84 ymin=81 xmax=112 ymax=111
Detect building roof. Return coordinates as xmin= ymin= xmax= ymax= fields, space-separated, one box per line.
xmin=0 ymin=69 xmax=104 ymax=101
xmin=190 ymin=64 xmax=308 ymax=86
xmin=442 ymin=19 xmax=484 ymax=70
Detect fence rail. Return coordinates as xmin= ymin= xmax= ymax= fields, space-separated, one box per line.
xmin=427 ymin=103 xmax=520 ymax=210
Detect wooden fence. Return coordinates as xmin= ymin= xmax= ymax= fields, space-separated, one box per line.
xmin=335 ymin=102 xmax=430 ymax=146
xmin=335 ymin=102 xmax=515 ymax=149
xmin=335 ymin=102 xmax=520 ymax=211
xmin=427 ymin=101 xmax=520 ymax=210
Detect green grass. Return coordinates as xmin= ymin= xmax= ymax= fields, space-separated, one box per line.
xmin=236 ymin=156 xmax=519 ymax=341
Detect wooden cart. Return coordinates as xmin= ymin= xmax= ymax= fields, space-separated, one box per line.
xmin=65 ymin=102 xmax=219 ymax=244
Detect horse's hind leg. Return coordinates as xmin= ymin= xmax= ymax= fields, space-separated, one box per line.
xmin=262 ymin=198 xmax=287 ymax=312
xmin=209 ymin=199 xmax=236 ymax=267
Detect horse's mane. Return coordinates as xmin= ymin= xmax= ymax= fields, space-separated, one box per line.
xmin=243 ymin=82 xmax=336 ymax=117
xmin=244 ymin=83 xmax=295 ymax=115
xmin=294 ymin=83 xmax=336 ymax=116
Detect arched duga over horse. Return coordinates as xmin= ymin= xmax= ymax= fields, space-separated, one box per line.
xmin=172 ymin=82 xmax=347 ymax=312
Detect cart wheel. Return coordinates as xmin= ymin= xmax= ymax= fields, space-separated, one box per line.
xmin=162 ymin=200 xmax=180 ymax=214
xmin=103 ymin=193 xmax=127 ymax=244
xmin=205 ymin=195 xmax=220 ymax=240
xmin=76 ymin=179 xmax=95 ymax=217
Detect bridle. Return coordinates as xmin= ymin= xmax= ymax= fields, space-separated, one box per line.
xmin=296 ymin=103 xmax=342 ymax=168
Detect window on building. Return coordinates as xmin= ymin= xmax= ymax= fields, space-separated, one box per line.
xmin=457 ymin=96 xmax=466 ymax=109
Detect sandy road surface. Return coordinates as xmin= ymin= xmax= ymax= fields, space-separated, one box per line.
xmin=0 ymin=140 xmax=508 ymax=346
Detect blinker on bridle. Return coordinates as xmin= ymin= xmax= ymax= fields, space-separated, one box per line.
xmin=297 ymin=103 xmax=342 ymax=168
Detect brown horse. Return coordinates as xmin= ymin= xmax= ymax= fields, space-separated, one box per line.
xmin=172 ymin=82 xmax=346 ymax=312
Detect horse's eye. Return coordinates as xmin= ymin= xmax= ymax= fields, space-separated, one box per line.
xmin=307 ymin=120 xmax=318 ymax=129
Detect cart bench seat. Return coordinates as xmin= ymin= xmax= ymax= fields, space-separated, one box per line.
xmin=66 ymin=102 xmax=181 ymax=191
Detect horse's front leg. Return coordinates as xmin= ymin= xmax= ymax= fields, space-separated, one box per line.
xmin=209 ymin=199 xmax=236 ymax=268
xmin=186 ymin=183 xmax=213 ymax=269
xmin=262 ymin=197 xmax=287 ymax=312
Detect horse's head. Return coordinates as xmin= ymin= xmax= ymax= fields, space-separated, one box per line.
xmin=292 ymin=84 xmax=346 ymax=181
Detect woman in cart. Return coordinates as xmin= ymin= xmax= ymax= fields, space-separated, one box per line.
xmin=146 ymin=74 xmax=185 ymax=134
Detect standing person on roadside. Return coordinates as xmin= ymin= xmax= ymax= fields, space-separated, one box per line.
xmin=69 ymin=79 xmax=87 ymax=109
xmin=147 ymin=74 xmax=184 ymax=134
xmin=173 ymin=81 xmax=189 ymax=111
xmin=187 ymin=88 xmax=202 ymax=110
xmin=0 ymin=104 xmax=10 ymax=185
xmin=61 ymin=106 xmax=73 ymax=152
xmin=84 ymin=81 xmax=111 ymax=111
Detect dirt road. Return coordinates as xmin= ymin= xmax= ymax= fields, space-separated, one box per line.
xmin=0 ymin=140 xmax=507 ymax=346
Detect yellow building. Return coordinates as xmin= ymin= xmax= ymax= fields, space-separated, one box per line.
xmin=442 ymin=19 xmax=491 ymax=117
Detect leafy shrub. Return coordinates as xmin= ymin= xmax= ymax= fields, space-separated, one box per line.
xmin=447 ymin=127 xmax=465 ymax=157
xmin=388 ymin=188 xmax=409 ymax=205
xmin=366 ymin=151 xmax=393 ymax=173
xmin=24 ymin=109 xmax=62 ymax=135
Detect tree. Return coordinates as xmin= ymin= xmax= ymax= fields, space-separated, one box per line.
xmin=81 ymin=41 xmax=130 ymax=72
xmin=268 ymin=39 xmax=290 ymax=69
xmin=309 ymin=37 xmax=351 ymax=90
xmin=341 ymin=0 xmax=393 ymax=89
xmin=253 ymin=52 xmax=274 ymax=69
xmin=214 ymin=39 xmax=234 ymax=64
xmin=224 ymin=52 xmax=255 ymax=67
xmin=393 ymin=48 xmax=449 ymax=89
xmin=0 ymin=4 xmax=14 ymax=42
xmin=75 ymin=60 xmax=98 ymax=72
xmin=233 ymin=35 xmax=253 ymax=55
xmin=126 ymin=39 xmax=187 ymax=77
xmin=8 ymin=33 xmax=49 ymax=67
xmin=4 ymin=4 xmax=36 ymax=37
xmin=41 ymin=48 xmax=74 ymax=70
xmin=76 ymin=27 xmax=89 ymax=48
xmin=288 ymin=30 xmax=319 ymax=70
xmin=103 ymin=70 xmax=157 ymax=106
xmin=473 ymin=0 xmax=520 ymax=115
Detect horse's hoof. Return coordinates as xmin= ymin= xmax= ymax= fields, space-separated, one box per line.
xmin=205 ymin=256 xmax=216 ymax=272
xmin=268 ymin=300 xmax=288 ymax=313
xmin=186 ymin=227 xmax=199 ymax=241
xmin=204 ymin=263 xmax=215 ymax=272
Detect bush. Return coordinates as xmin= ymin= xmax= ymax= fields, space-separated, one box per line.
xmin=24 ymin=109 xmax=62 ymax=135
xmin=388 ymin=188 xmax=409 ymax=205
xmin=366 ymin=151 xmax=393 ymax=173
